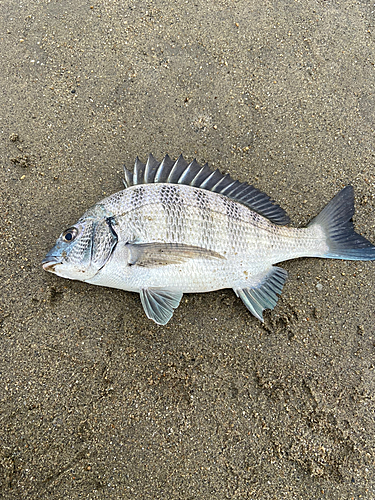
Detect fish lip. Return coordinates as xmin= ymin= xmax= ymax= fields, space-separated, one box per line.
xmin=42 ymin=255 xmax=61 ymax=272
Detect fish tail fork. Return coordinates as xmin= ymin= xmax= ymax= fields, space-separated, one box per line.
xmin=308 ymin=185 xmax=375 ymax=261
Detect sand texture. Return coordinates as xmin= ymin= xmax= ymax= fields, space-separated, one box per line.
xmin=1 ymin=0 xmax=375 ymax=498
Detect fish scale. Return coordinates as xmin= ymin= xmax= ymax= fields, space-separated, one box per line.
xmin=42 ymin=154 xmax=375 ymax=325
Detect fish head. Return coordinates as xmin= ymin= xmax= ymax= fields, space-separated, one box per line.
xmin=42 ymin=214 xmax=118 ymax=281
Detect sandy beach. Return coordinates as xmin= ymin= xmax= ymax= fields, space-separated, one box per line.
xmin=1 ymin=0 xmax=375 ymax=498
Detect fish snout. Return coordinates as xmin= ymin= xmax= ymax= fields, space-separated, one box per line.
xmin=42 ymin=254 xmax=61 ymax=272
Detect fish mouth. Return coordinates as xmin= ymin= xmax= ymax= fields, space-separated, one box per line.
xmin=42 ymin=255 xmax=61 ymax=272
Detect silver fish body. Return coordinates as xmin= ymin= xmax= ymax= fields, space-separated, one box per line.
xmin=83 ymin=184 xmax=324 ymax=292
xmin=42 ymin=154 xmax=375 ymax=324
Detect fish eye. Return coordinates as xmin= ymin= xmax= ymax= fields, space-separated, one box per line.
xmin=62 ymin=227 xmax=78 ymax=242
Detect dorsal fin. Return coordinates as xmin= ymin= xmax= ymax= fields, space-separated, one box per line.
xmin=123 ymin=154 xmax=290 ymax=225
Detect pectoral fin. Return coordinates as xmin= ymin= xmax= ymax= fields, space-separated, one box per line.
xmin=127 ymin=242 xmax=224 ymax=267
xmin=140 ymin=288 xmax=183 ymax=325
xmin=234 ymin=266 xmax=288 ymax=322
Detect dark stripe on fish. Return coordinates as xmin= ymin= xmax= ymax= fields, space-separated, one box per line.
xmin=223 ymin=197 xmax=242 ymax=221
xmin=131 ymin=185 xmax=146 ymax=209
xmin=223 ymin=197 xmax=242 ymax=245
xmin=159 ymin=185 xmax=184 ymax=242
xmin=195 ymin=189 xmax=212 ymax=249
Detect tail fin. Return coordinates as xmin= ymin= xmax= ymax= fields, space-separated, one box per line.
xmin=308 ymin=185 xmax=375 ymax=260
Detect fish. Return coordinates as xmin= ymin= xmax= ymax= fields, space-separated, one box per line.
xmin=42 ymin=154 xmax=375 ymax=325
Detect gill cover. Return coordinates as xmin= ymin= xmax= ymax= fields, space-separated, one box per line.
xmin=88 ymin=217 xmax=118 ymax=277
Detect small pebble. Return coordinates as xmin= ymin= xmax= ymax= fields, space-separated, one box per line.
xmin=9 ymin=133 xmax=19 ymax=142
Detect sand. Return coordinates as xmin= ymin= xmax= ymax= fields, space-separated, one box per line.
xmin=1 ymin=0 xmax=375 ymax=498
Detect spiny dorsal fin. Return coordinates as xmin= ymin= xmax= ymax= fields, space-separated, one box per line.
xmin=123 ymin=154 xmax=290 ymax=225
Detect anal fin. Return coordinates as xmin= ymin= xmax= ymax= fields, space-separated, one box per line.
xmin=234 ymin=267 xmax=288 ymax=322
xmin=140 ymin=288 xmax=183 ymax=325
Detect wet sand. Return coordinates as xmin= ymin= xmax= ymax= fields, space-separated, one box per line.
xmin=1 ymin=0 xmax=375 ymax=498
